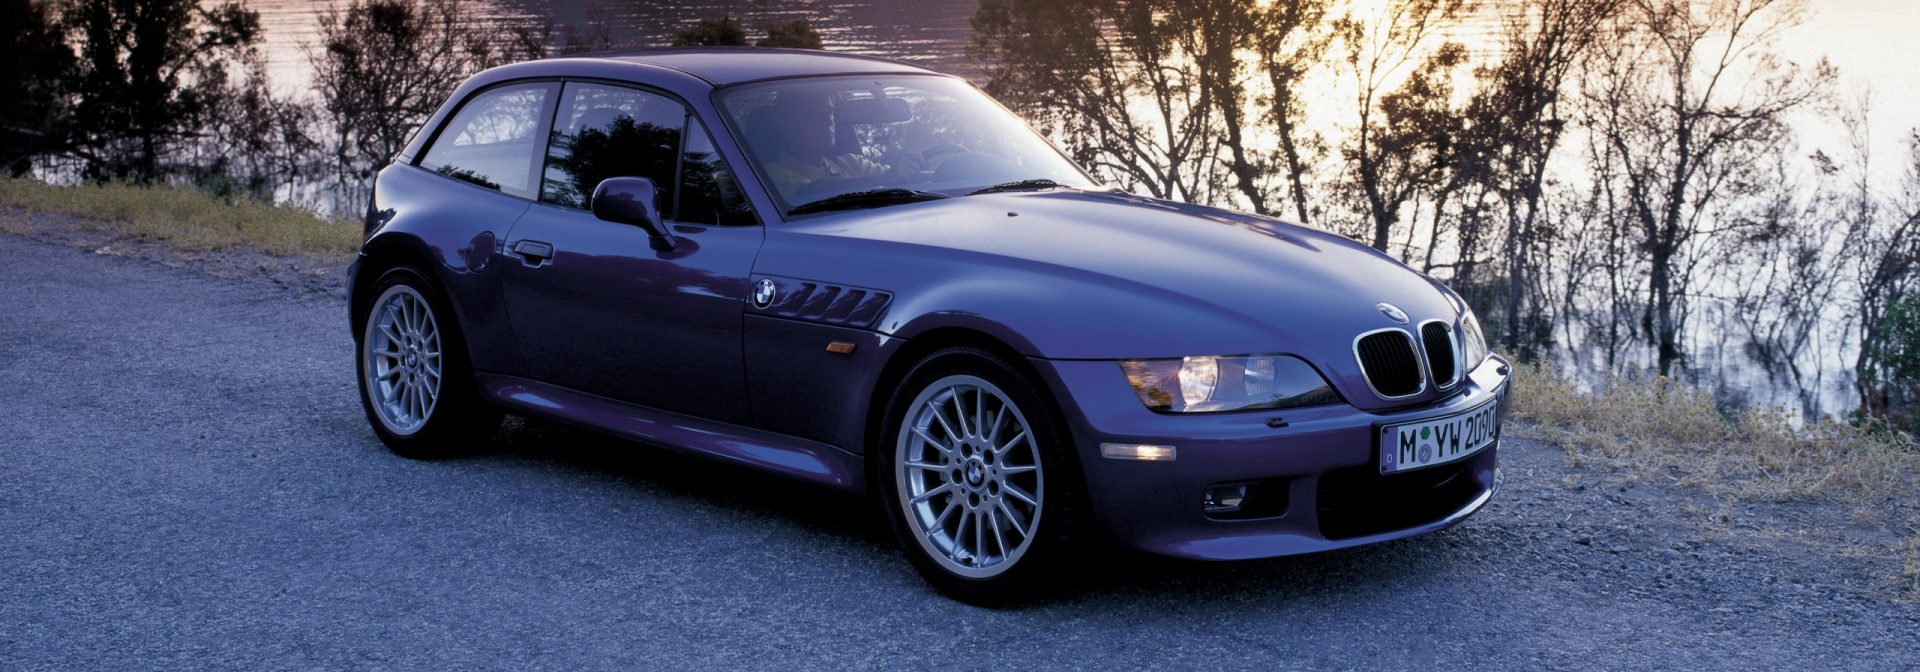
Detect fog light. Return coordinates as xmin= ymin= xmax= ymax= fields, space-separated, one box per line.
xmin=1100 ymin=443 xmax=1176 ymax=461
xmin=1203 ymin=483 xmax=1248 ymax=513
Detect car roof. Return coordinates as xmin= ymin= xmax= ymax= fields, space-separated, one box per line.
xmin=558 ymin=48 xmax=944 ymax=87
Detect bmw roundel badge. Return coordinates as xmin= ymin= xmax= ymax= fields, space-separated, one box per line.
xmin=752 ymin=278 xmax=777 ymax=309
xmin=1377 ymin=302 xmax=1409 ymax=324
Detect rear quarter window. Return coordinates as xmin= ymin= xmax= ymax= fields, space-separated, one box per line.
xmin=419 ymin=84 xmax=551 ymax=199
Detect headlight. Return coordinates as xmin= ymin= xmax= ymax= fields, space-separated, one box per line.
xmin=1460 ymin=308 xmax=1490 ymax=370
xmin=1119 ymin=354 xmax=1339 ymax=413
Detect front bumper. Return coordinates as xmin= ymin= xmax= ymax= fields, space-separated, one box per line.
xmin=1033 ymin=355 xmax=1510 ymax=561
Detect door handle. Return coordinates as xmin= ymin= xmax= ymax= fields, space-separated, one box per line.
xmin=511 ymin=240 xmax=555 ymax=267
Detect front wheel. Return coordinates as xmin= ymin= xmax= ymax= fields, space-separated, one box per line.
xmin=878 ymin=346 xmax=1089 ymax=605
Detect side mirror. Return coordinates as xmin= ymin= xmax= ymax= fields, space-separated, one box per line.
xmin=591 ymin=177 xmax=676 ymax=251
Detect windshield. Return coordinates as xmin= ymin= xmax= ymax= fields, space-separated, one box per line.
xmin=717 ymin=75 xmax=1099 ymax=215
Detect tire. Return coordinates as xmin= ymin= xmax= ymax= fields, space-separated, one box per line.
xmin=876 ymin=346 xmax=1090 ymax=606
xmin=355 ymin=265 xmax=501 ymax=459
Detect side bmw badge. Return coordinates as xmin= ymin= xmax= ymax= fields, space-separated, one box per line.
xmin=752 ymin=278 xmax=777 ymax=309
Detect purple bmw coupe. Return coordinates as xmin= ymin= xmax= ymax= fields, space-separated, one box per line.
xmin=349 ymin=49 xmax=1511 ymax=604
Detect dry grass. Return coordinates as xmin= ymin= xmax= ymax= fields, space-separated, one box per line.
xmin=0 ymin=179 xmax=359 ymax=262
xmin=1510 ymin=364 xmax=1920 ymax=593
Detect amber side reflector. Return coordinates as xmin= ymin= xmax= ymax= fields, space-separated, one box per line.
xmin=825 ymin=341 xmax=857 ymax=354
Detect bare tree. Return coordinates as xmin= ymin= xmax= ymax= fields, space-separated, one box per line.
xmin=311 ymin=0 xmax=507 ymax=207
xmin=1579 ymin=0 xmax=1833 ymax=376
xmin=1720 ymin=143 xmax=1858 ymax=417
xmin=1186 ymin=0 xmax=1270 ymax=214
xmin=1251 ymin=1 xmax=1334 ymax=225
xmin=1183 ymin=0 xmax=1332 ymax=220
xmin=972 ymin=0 xmax=1223 ymax=202
xmin=1854 ymin=131 xmax=1920 ymax=424
xmin=1454 ymin=0 xmax=1617 ymax=360
xmin=1332 ymin=0 xmax=1468 ymax=252
xmin=191 ymin=43 xmax=321 ymax=203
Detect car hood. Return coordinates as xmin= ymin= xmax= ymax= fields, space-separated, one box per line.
xmin=758 ymin=189 xmax=1472 ymax=411
xmin=780 ymin=189 xmax=1460 ymax=344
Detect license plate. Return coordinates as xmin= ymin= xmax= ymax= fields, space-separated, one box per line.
xmin=1379 ymin=399 xmax=1499 ymax=474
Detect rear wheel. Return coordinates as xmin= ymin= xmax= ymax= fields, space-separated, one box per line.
xmin=878 ymin=346 xmax=1088 ymax=605
xmin=356 ymin=265 xmax=500 ymax=458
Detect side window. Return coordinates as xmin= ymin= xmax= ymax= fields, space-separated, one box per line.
xmin=419 ymin=84 xmax=550 ymax=198
xmin=677 ymin=118 xmax=756 ymax=226
xmin=542 ymin=83 xmax=684 ymax=213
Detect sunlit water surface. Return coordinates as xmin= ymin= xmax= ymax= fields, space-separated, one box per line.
xmin=234 ymin=0 xmax=1919 ymax=417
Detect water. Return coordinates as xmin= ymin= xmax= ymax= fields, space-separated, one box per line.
xmin=233 ymin=0 xmax=1918 ymax=418
xmin=248 ymin=0 xmax=985 ymax=88
xmin=245 ymin=0 xmax=1920 ymax=181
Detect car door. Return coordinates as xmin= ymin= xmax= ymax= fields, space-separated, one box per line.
xmin=500 ymin=80 xmax=763 ymax=425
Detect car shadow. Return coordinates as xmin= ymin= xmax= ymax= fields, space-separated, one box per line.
xmin=478 ymin=416 xmax=891 ymax=547
xmin=465 ymin=416 xmax=1483 ymax=609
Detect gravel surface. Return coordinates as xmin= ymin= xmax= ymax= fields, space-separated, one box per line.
xmin=1 ymin=232 xmax=1914 ymax=670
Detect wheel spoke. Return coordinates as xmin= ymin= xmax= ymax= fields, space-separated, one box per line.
xmin=951 ymin=390 xmax=972 ymax=438
xmin=909 ymin=484 xmax=952 ymax=504
xmin=989 ymin=507 xmax=1009 ymax=557
xmin=996 ymin=499 xmax=1030 ymax=538
xmin=912 ymin=427 xmax=955 ymax=458
xmin=928 ymin=405 xmax=962 ymax=444
xmin=973 ymin=507 xmax=985 ymax=565
xmin=932 ymin=499 xmax=959 ymax=529
xmin=999 ymin=464 xmax=1037 ymax=475
xmin=904 ymin=459 xmax=945 ymax=471
xmin=986 ymin=405 xmax=1007 ymax=444
xmin=406 ymin=297 xmax=424 ymax=334
xmin=1002 ymin=481 xmax=1039 ymax=508
xmin=950 ymin=510 xmax=970 ymax=561
xmin=995 ymin=429 xmax=1029 ymax=455
xmin=974 ymin=387 xmax=986 ymax=440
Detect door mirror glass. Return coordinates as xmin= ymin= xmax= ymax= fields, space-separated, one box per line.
xmin=591 ymin=177 xmax=676 ymax=251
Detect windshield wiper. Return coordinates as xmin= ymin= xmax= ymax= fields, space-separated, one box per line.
xmin=968 ymin=179 xmax=1074 ymax=195
xmin=787 ymin=188 xmax=951 ymax=215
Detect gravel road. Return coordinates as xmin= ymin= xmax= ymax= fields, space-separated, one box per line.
xmin=1 ymin=232 xmax=1913 ymax=670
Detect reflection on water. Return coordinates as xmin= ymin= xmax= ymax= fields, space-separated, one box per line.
xmin=233 ymin=0 xmax=1915 ymax=418
xmin=243 ymin=0 xmax=1916 ymax=162
xmin=247 ymin=0 xmax=985 ymax=88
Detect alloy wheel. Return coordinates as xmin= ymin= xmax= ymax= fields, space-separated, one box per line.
xmin=362 ymin=284 xmax=443 ymax=436
xmin=895 ymin=375 xmax=1045 ymax=579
